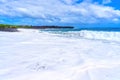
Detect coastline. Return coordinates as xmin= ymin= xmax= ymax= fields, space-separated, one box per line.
xmin=0 ymin=25 xmax=74 ymax=32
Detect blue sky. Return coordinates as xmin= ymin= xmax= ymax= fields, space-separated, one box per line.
xmin=0 ymin=0 xmax=120 ymax=28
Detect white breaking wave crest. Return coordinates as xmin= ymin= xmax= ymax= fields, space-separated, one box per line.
xmin=50 ymin=30 xmax=120 ymax=42
xmin=79 ymin=30 xmax=120 ymax=42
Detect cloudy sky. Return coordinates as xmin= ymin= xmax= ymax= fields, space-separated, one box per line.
xmin=0 ymin=0 xmax=120 ymax=27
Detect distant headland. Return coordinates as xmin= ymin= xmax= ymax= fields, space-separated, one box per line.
xmin=0 ymin=24 xmax=74 ymax=32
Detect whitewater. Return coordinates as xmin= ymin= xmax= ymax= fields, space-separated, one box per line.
xmin=0 ymin=29 xmax=120 ymax=80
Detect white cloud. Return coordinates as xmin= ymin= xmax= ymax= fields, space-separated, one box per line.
xmin=102 ymin=0 xmax=111 ymax=4
xmin=0 ymin=0 xmax=120 ymax=24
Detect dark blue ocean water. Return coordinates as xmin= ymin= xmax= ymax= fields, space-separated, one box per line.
xmin=78 ymin=27 xmax=120 ymax=32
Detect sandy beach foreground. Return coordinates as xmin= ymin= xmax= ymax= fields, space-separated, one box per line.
xmin=0 ymin=29 xmax=120 ymax=80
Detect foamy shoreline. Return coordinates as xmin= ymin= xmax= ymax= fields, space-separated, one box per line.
xmin=0 ymin=29 xmax=120 ymax=80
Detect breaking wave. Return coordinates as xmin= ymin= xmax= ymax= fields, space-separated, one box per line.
xmin=41 ymin=29 xmax=120 ymax=42
xmin=69 ymin=30 xmax=120 ymax=42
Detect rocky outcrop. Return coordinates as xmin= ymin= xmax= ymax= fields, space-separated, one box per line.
xmin=0 ymin=28 xmax=18 ymax=32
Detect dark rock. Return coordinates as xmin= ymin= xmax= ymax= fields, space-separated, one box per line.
xmin=0 ymin=28 xmax=18 ymax=32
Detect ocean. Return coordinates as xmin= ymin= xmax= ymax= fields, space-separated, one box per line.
xmin=40 ymin=28 xmax=120 ymax=43
xmin=0 ymin=28 xmax=120 ymax=80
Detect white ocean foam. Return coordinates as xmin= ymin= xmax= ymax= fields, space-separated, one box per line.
xmin=0 ymin=29 xmax=120 ymax=80
xmin=18 ymin=28 xmax=39 ymax=33
xmin=51 ymin=30 xmax=120 ymax=43
xmin=79 ymin=30 xmax=120 ymax=42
